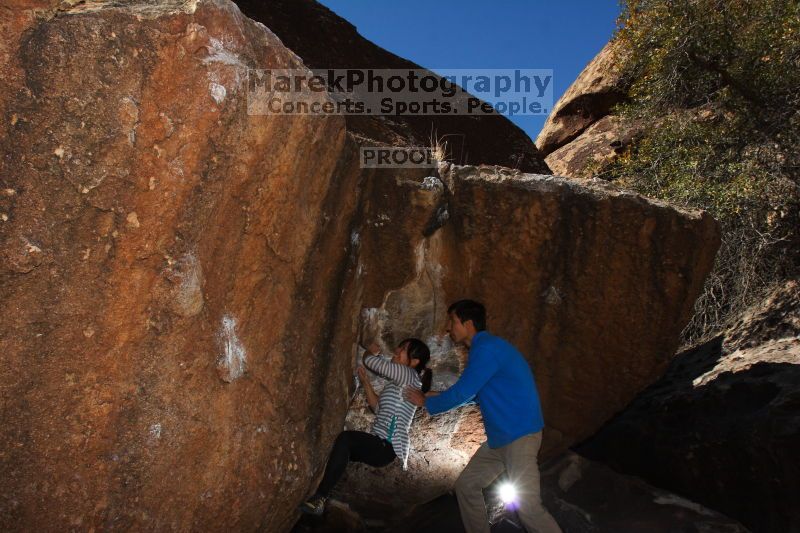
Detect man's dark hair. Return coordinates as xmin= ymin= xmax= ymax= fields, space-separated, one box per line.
xmin=447 ymin=299 xmax=486 ymax=332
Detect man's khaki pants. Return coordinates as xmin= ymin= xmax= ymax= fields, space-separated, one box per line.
xmin=454 ymin=431 xmax=562 ymax=533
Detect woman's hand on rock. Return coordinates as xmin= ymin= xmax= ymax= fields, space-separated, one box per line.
xmin=357 ymin=365 xmax=369 ymax=384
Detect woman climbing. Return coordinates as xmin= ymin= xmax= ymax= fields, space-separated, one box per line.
xmin=298 ymin=338 xmax=433 ymax=515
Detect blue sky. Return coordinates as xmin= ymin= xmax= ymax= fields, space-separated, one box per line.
xmin=316 ymin=1 xmax=622 ymax=142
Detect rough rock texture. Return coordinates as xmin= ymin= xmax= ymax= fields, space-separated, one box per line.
xmin=0 ymin=1 xmax=359 ymax=531
xmin=544 ymin=115 xmax=645 ymax=179
xmin=234 ymin=0 xmax=549 ymax=174
xmin=535 ymin=40 xmax=630 ymax=158
xmin=319 ymin=163 xmax=720 ymax=518
xmin=578 ymin=280 xmax=800 ymax=533
xmin=0 ymin=1 xmax=721 ymax=531
xmin=534 ymin=39 xmax=644 ymax=179
xmin=376 ymin=452 xmax=748 ymax=533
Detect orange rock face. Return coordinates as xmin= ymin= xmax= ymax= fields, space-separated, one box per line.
xmin=0 ymin=1 xmax=720 ymax=531
xmin=534 ymin=39 xmax=643 ymax=179
xmin=535 ymin=40 xmax=630 ymax=159
xmin=543 ymin=114 xmax=646 ymax=179
xmin=1 ymin=1 xmax=353 ymax=531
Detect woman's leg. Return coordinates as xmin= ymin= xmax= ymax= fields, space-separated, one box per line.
xmin=348 ymin=431 xmax=396 ymax=468
xmin=316 ymin=431 xmax=356 ymax=497
xmin=315 ymin=430 xmax=395 ymax=497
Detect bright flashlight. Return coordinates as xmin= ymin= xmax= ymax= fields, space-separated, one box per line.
xmin=498 ymin=482 xmax=517 ymax=504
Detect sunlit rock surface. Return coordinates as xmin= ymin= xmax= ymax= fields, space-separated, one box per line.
xmin=535 ymin=40 xmax=630 ymax=158
xmin=0 ymin=1 xmax=354 ymax=530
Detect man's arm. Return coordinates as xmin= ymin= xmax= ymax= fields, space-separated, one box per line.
xmin=405 ymin=388 xmax=439 ymax=407
xmin=423 ymin=346 xmax=498 ymax=414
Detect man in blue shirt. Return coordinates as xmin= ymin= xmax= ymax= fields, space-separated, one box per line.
xmin=405 ymin=300 xmax=561 ymax=533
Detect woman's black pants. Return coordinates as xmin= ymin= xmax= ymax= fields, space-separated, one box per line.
xmin=315 ymin=430 xmax=396 ymax=497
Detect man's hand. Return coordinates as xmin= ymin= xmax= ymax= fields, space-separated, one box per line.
xmin=367 ymin=342 xmax=381 ymax=355
xmin=404 ymin=386 xmax=426 ymax=407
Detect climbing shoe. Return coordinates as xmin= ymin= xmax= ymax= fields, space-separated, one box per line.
xmin=299 ymin=494 xmax=327 ymax=516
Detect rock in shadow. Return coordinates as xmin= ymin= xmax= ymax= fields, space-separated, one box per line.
xmin=577 ymin=280 xmax=800 ymax=533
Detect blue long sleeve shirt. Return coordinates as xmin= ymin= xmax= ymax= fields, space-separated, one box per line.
xmin=425 ymin=331 xmax=545 ymax=448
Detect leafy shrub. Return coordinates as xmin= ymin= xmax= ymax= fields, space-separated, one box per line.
xmin=604 ymin=0 xmax=800 ymax=343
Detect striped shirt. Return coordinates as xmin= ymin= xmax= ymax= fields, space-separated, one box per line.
xmin=362 ymin=354 xmax=422 ymax=469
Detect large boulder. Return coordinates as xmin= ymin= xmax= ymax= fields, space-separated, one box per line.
xmin=543 ymin=115 xmax=645 ymax=179
xmin=0 ymin=1 xmax=358 ymax=531
xmin=325 ymin=163 xmax=720 ymax=517
xmin=535 ymin=40 xmax=630 ymax=159
xmin=534 ymin=39 xmax=647 ymax=179
xmin=578 ymin=280 xmax=800 ymax=533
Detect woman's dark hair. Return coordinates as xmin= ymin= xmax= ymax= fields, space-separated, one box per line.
xmin=400 ymin=338 xmax=433 ymax=393
xmin=447 ymin=299 xmax=487 ymax=331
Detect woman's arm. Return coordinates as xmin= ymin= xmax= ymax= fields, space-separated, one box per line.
xmin=362 ymin=343 xmax=415 ymax=385
xmin=357 ymin=366 xmax=379 ymax=412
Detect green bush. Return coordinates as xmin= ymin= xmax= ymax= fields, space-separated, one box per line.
xmin=604 ymin=0 xmax=800 ymax=344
